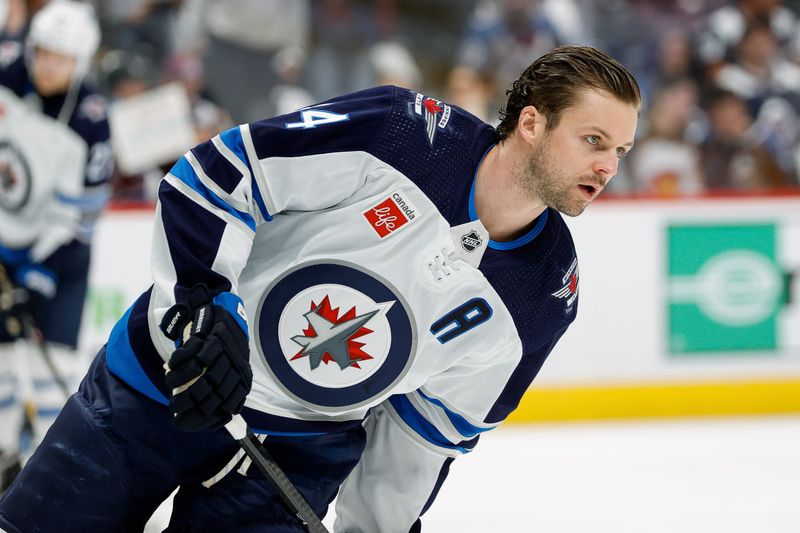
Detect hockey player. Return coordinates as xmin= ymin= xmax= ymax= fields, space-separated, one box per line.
xmin=0 ymin=1 xmax=112 ymax=488
xmin=0 ymin=46 xmax=639 ymax=531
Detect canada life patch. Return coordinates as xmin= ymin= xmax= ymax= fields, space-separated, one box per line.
xmin=363 ymin=191 xmax=418 ymax=239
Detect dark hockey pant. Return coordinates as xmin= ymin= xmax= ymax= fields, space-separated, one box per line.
xmin=0 ymin=348 xmax=366 ymax=532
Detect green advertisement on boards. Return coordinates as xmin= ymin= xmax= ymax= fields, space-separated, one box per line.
xmin=667 ymin=224 xmax=787 ymax=354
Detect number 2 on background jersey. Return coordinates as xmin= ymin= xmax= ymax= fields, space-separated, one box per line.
xmin=285 ymin=110 xmax=350 ymax=129
xmin=430 ymin=298 xmax=493 ymax=344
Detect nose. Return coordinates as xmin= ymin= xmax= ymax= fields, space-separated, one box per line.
xmin=593 ymin=151 xmax=619 ymax=179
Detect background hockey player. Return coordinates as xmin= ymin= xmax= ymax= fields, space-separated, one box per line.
xmin=0 ymin=0 xmax=112 ymax=489
xmin=0 ymin=45 xmax=639 ymax=532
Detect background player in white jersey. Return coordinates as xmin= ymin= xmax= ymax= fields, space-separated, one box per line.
xmin=0 ymin=1 xmax=112 ymax=489
xmin=0 ymin=45 xmax=639 ymax=532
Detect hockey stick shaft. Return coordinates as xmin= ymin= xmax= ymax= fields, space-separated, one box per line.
xmin=19 ymin=312 xmax=71 ymax=399
xmin=168 ymin=315 xmax=329 ymax=532
xmin=0 ymin=264 xmax=70 ymax=399
xmin=225 ymin=415 xmax=329 ymax=533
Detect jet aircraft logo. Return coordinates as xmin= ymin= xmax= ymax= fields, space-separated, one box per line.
xmin=551 ymin=257 xmax=579 ymax=313
xmin=256 ymin=261 xmax=416 ymax=411
xmin=290 ymin=295 xmax=388 ymax=371
xmin=411 ymin=92 xmax=451 ymax=145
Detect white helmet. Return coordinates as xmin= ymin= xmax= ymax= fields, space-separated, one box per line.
xmin=27 ymin=1 xmax=101 ymax=77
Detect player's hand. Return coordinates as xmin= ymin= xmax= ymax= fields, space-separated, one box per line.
xmin=160 ymin=284 xmax=252 ymax=432
xmin=14 ymin=263 xmax=57 ymax=300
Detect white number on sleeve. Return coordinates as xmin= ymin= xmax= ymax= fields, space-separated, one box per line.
xmin=285 ymin=110 xmax=350 ymax=130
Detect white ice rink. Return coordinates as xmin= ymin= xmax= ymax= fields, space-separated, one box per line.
xmin=145 ymin=415 xmax=800 ymax=532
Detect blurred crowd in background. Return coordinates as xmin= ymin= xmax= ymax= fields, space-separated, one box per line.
xmin=4 ymin=0 xmax=800 ymax=201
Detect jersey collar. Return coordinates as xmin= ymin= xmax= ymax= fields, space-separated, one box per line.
xmin=468 ymin=145 xmax=549 ymax=251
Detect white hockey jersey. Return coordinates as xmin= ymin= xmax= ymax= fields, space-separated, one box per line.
xmin=0 ymin=39 xmax=114 ymax=246
xmin=105 ymin=86 xmax=580 ymax=531
xmin=0 ymin=86 xmax=87 ymax=262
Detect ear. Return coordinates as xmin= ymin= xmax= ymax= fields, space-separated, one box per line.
xmin=516 ymin=105 xmax=547 ymax=146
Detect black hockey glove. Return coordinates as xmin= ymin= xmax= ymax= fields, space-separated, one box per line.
xmin=160 ymin=284 xmax=252 ymax=432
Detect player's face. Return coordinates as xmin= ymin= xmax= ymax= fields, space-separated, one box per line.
xmin=31 ymin=47 xmax=77 ymax=96
xmin=519 ymin=89 xmax=638 ymax=216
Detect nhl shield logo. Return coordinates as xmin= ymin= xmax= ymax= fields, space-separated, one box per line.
xmin=256 ymin=261 xmax=416 ymax=411
xmin=460 ymin=230 xmax=483 ymax=252
xmin=0 ymin=141 xmax=32 ymax=213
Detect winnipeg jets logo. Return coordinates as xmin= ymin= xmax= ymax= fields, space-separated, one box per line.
xmin=0 ymin=42 xmax=21 ymax=68
xmin=269 ymin=282 xmax=401 ymax=389
xmin=78 ymin=94 xmax=108 ymax=122
xmin=0 ymin=141 xmax=32 ymax=213
xmin=411 ymin=93 xmax=451 ymax=145
xmin=0 ymin=161 xmax=16 ymax=189
xmin=290 ymin=295 xmax=393 ymax=371
xmin=552 ymin=257 xmax=579 ymax=314
xmin=257 ymin=261 xmax=416 ymax=411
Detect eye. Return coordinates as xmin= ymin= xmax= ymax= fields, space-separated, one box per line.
xmin=616 ymin=147 xmax=629 ymax=159
xmin=585 ymin=135 xmax=600 ymax=145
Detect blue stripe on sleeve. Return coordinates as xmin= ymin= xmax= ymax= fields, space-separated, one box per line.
xmin=388 ymin=395 xmax=471 ymax=454
xmin=212 ymin=291 xmax=249 ymax=339
xmin=105 ymin=304 xmax=169 ymax=406
xmin=218 ymin=127 xmax=251 ymax=169
xmin=56 ymin=190 xmax=111 ymax=211
xmin=0 ymin=244 xmax=30 ymax=266
xmin=250 ymin=178 xmax=271 ymax=221
xmin=218 ymin=127 xmax=272 ymax=221
xmin=169 ymin=157 xmax=256 ymax=232
xmin=417 ymin=390 xmax=495 ymax=438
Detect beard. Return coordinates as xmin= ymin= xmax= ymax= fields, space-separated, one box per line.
xmin=516 ymin=138 xmax=590 ymax=217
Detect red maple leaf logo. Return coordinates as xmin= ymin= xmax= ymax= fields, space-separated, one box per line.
xmin=424 ymin=98 xmax=442 ymax=114
xmin=290 ymin=295 xmax=374 ymax=368
xmin=568 ymin=274 xmax=578 ymax=293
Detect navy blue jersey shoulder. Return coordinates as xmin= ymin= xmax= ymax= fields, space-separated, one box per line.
xmin=368 ymin=87 xmax=496 ymax=221
xmin=481 ymin=209 xmax=578 ymax=353
xmin=37 ymin=83 xmax=111 ymax=172
xmin=0 ymin=41 xmax=29 ymax=97
xmin=248 ymin=85 xmax=394 ymax=160
xmin=57 ymin=84 xmax=110 ymax=154
xmin=247 ymin=85 xmax=496 ymax=220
